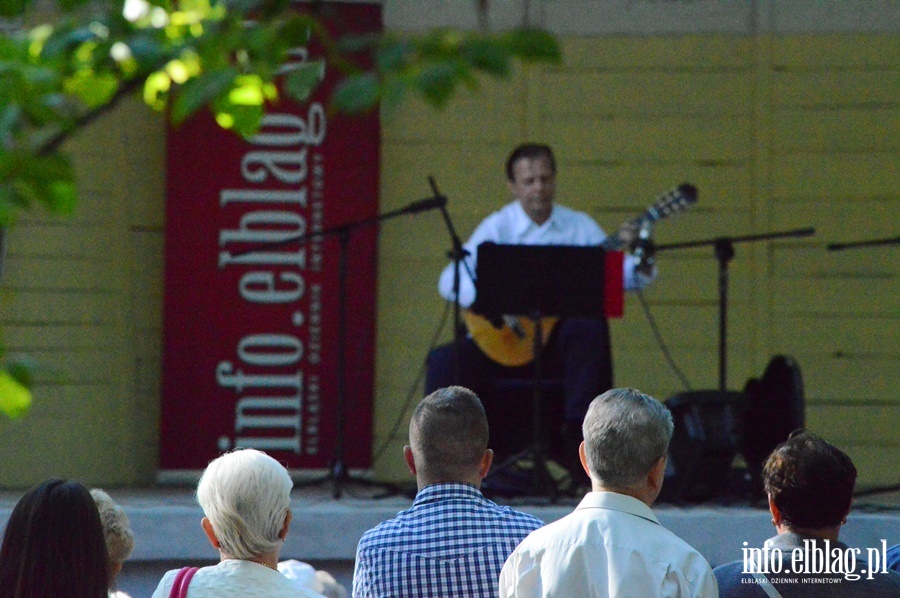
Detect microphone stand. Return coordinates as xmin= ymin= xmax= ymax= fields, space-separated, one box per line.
xmin=430 ymin=176 xmax=470 ymax=384
xmin=656 ymin=227 xmax=815 ymax=392
xmin=232 ymin=193 xmax=446 ymax=499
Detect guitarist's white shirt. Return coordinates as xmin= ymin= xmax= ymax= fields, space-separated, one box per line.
xmin=438 ymin=201 xmax=654 ymax=308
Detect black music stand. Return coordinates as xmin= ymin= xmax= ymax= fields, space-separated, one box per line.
xmin=472 ymin=243 xmax=608 ymax=499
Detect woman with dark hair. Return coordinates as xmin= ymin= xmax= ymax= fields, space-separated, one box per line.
xmin=0 ymin=478 xmax=109 ymax=598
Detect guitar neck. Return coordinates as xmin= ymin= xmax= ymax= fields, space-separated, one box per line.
xmin=599 ymin=183 xmax=697 ymax=251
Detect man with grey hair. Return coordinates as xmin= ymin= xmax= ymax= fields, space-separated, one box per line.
xmin=353 ymin=386 xmax=544 ymax=597
xmin=500 ymin=388 xmax=718 ymax=597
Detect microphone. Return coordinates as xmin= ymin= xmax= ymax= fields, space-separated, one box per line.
xmin=402 ymin=195 xmax=447 ymax=215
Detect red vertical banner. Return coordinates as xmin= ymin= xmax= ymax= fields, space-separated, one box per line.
xmin=161 ymin=3 xmax=381 ymax=473
xmin=604 ymin=251 xmax=624 ymax=318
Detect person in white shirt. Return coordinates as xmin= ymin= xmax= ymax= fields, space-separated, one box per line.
xmin=426 ymin=144 xmax=654 ymax=474
xmin=499 ymin=387 xmax=719 ymax=597
xmin=150 ymin=449 xmax=324 ymax=598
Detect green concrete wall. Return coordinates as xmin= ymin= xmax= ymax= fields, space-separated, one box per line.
xmin=373 ymin=32 xmax=899 ymax=485
xmin=0 ymin=32 xmax=896 ymax=489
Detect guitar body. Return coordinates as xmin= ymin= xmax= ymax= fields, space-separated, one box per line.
xmin=463 ymin=310 xmax=559 ymax=367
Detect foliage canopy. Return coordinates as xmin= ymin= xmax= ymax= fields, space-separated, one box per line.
xmin=0 ymin=0 xmax=561 ymax=416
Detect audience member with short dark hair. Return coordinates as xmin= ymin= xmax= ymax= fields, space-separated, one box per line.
xmin=151 ymin=448 xmax=324 ymax=597
xmin=500 ymin=387 xmax=718 ymax=597
xmin=713 ymin=431 xmax=900 ymax=596
xmin=91 ymin=488 xmax=135 ymax=598
xmin=0 ymin=478 xmax=109 ymax=598
xmin=352 ymin=386 xmax=543 ymax=597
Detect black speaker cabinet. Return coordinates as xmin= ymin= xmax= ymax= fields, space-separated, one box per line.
xmin=661 ymin=390 xmax=747 ymax=503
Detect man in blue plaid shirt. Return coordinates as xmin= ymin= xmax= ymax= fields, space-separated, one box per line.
xmin=352 ymin=386 xmax=544 ymax=597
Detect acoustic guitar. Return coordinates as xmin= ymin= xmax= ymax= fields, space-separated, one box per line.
xmin=463 ymin=183 xmax=698 ymax=367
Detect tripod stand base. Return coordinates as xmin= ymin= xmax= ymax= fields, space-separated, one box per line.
xmin=294 ymin=461 xmax=399 ymax=499
xmin=482 ymin=447 xmax=574 ymax=500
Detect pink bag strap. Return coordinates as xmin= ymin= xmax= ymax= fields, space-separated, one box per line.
xmin=169 ymin=566 xmax=199 ymax=598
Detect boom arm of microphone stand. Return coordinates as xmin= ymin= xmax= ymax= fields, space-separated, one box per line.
xmin=228 ymin=195 xmax=446 ymax=259
xmin=655 ymin=227 xmax=815 ymax=252
xmin=827 ymin=235 xmax=900 ymax=251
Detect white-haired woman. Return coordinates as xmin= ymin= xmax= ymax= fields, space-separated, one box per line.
xmin=91 ymin=488 xmax=135 ymax=598
xmin=151 ymin=449 xmax=324 ymax=597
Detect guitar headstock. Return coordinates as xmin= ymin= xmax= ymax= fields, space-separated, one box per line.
xmin=603 ymin=183 xmax=699 ymax=251
xmin=643 ymin=183 xmax=698 ymax=224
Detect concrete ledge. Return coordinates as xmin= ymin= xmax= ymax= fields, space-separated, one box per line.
xmin=2 ymin=489 xmax=898 ymax=567
xmin=100 ymin=494 xmax=900 ymax=567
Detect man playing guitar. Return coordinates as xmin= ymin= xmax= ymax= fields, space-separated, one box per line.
xmin=425 ymin=143 xmax=660 ymax=474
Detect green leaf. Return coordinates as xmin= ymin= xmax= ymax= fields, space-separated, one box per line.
xmin=0 ymin=105 xmax=23 ymax=137
xmin=499 ymin=28 xmax=562 ymax=64
xmin=0 ymin=0 xmax=25 ymax=18
xmin=222 ymin=0 xmax=271 ymax=17
xmin=336 ymin=32 xmax=380 ymax=55
xmin=44 ymin=180 xmax=77 ymax=215
xmin=25 ymin=152 xmax=74 ymax=182
xmin=331 ymin=72 xmax=379 ymax=114
xmin=278 ymin=15 xmax=316 ymax=48
xmin=283 ymin=60 xmax=324 ymax=103
xmin=9 ymin=180 xmax=37 ymax=210
xmin=58 ymin=0 xmax=95 ymax=10
xmin=40 ymin=92 xmax=83 ymax=121
xmin=416 ymin=60 xmax=464 ymax=107
xmin=63 ymin=70 xmax=120 ymax=109
xmin=0 ymin=369 xmax=32 ymax=419
xmin=222 ymin=103 xmax=264 ymax=137
xmin=415 ymin=29 xmax=462 ymax=58
xmin=213 ymin=87 xmax=265 ymax=136
xmin=248 ymin=0 xmax=291 ymax=19
xmin=6 ymin=355 xmax=38 ymax=388
xmin=126 ymin=33 xmax=169 ymax=69
xmin=171 ymin=66 xmax=237 ymax=123
xmin=376 ymin=38 xmax=412 ymax=73
xmin=40 ymin=26 xmax=99 ymax=60
xmin=11 ymin=180 xmax=43 ymax=212
xmin=6 ymin=152 xmax=76 ymax=215
xmin=461 ymin=37 xmax=511 ymax=77
xmin=242 ymin=26 xmax=285 ymax=66
xmin=0 ymin=184 xmax=21 ymax=226
xmin=21 ymin=64 xmax=60 ymax=88
xmin=228 ymin=75 xmax=273 ymax=105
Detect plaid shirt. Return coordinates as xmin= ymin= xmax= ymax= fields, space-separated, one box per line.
xmin=352 ymin=482 xmax=544 ymax=598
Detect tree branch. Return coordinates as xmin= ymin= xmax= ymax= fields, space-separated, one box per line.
xmin=37 ymin=75 xmax=150 ymax=157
